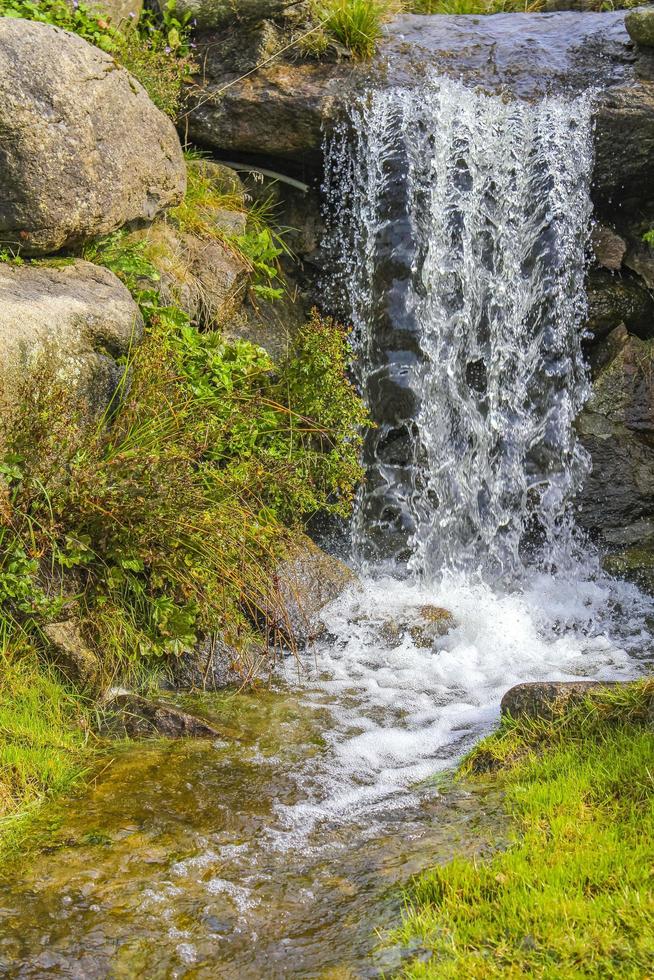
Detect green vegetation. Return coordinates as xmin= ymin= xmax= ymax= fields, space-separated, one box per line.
xmin=0 ymin=0 xmax=195 ymax=117
xmin=0 ymin=639 xmax=92 ymax=843
xmin=313 ymin=0 xmax=391 ymax=59
xmin=394 ymin=681 xmax=654 ymax=978
xmin=1 ymin=275 xmax=366 ymax=672
xmin=169 ymin=154 xmax=291 ymax=301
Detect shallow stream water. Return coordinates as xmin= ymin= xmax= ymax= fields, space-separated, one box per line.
xmin=0 ymin=572 xmax=652 ymax=977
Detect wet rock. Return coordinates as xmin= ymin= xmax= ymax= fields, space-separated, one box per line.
xmin=0 ymin=18 xmax=185 ymax=255
xmin=0 ymin=259 xmax=143 ymax=418
xmin=624 ymin=241 xmax=654 ymax=289
xmin=168 ymin=637 xmax=270 ymax=690
xmin=585 ymin=269 xmax=654 ymax=344
xmin=591 ymin=223 xmax=626 ymax=271
xmin=577 ymin=328 xmax=654 ymax=543
xmin=106 ymin=693 xmax=223 ymax=738
xmin=594 ymin=81 xmax=654 ymax=203
xmin=269 ymin=535 xmax=357 ymax=645
xmin=380 ymin=605 xmax=456 ymax=649
xmin=501 ymin=681 xmax=619 ymax=720
xmin=625 ymin=6 xmax=654 ymax=48
xmin=43 ymin=621 xmax=103 ymax=692
xmin=603 ymin=544 xmax=654 ymax=594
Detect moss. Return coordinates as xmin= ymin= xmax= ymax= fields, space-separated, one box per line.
xmin=393 ymin=680 xmax=654 ymax=978
xmin=0 ymin=639 xmax=93 ymax=863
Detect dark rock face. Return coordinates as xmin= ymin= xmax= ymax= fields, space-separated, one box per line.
xmin=0 ymin=19 xmax=185 ymax=255
xmin=593 ymin=82 xmax=654 ymax=205
xmin=585 ymin=269 xmax=654 ymax=345
xmin=501 ymin=681 xmax=619 ymax=720
xmin=106 ymin=693 xmax=223 ymax=738
xmin=577 ymin=328 xmax=654 ymax=546
xmin=185 ymin=10 xmax=640 ymax=198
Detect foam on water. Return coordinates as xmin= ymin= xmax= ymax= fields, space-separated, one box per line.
xmin=271 ymin=569 xmax=652 ymax=839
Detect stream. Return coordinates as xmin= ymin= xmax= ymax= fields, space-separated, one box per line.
xmin=2 ymin=20 xmax=654 ymax=979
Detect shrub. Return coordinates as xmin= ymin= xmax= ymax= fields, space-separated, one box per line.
xmin=0 ymin=237 xmax=368 ymax=671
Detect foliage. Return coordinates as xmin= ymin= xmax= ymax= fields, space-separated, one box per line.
xmin=394 ymin=680 xmax=654 ymax=978
xmin=169 ymin=155 xmax=291 ymax=301
xmin=313 ymin=0 xmax=390 ymax=59
xmin=0 ymin=0 xmax=195 ymax=118
xmin=0 ymin=639 xmax=91 ymax=828
xmin=1 ymin=233 xmax=367 ymax=670
xmin=643 ymin=228 xmax=654 ymax=248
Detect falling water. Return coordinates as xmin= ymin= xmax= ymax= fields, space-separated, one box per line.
xmin=324 ymin=80 xmax=595 ymax=580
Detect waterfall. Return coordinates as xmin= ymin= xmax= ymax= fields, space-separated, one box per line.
xmin=324 ymin=79 xmax=595 ymax=581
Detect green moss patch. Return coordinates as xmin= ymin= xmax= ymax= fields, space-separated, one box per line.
xmin=394 ymin=680 xmax=654 ymax=978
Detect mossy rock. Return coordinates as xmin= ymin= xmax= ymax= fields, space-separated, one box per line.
xmin=603 ymin=545 xmax=654 ymax=595
xmin=626 ymin=6 xmax=654 ymax=48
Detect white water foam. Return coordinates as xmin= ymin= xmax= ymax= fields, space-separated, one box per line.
xmin=270 ymin=570 xmax=652 ymax=839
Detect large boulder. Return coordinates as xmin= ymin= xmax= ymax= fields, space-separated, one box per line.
xmin=577 ymin=327 xmax=654 ymax=545
xmin=0 ymin=259 xmax=143 ymax=418
xmin=0 ymin=19 xmax=186 ymax=255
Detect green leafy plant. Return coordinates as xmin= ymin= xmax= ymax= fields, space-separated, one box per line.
xmin=1 ymin=233 xmax=368 ymax=671
xmin=643 ymin=229 xmax=654 ymax=248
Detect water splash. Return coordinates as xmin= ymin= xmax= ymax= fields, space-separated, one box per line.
xmin=324 ymin=80 xmax=595 ymax=580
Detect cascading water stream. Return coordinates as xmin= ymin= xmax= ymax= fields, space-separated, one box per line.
xmin=324 ymin=80 xmax=595 ymax=581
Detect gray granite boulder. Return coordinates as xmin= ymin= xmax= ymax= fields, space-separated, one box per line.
xmin=0 ymin=18 xmax=185 ymax=255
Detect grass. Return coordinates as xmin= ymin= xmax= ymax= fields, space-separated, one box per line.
xmin=312 ymin=0 xmax=400 ymax=59
xmin=394 ymin=680 xmax=654 ymax=978
xmin=0 ymin=638 xmax=93 ymax=862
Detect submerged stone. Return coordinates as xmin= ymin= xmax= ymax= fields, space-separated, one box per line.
xmin=105 ymin=693 xmax=224 ymax=739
